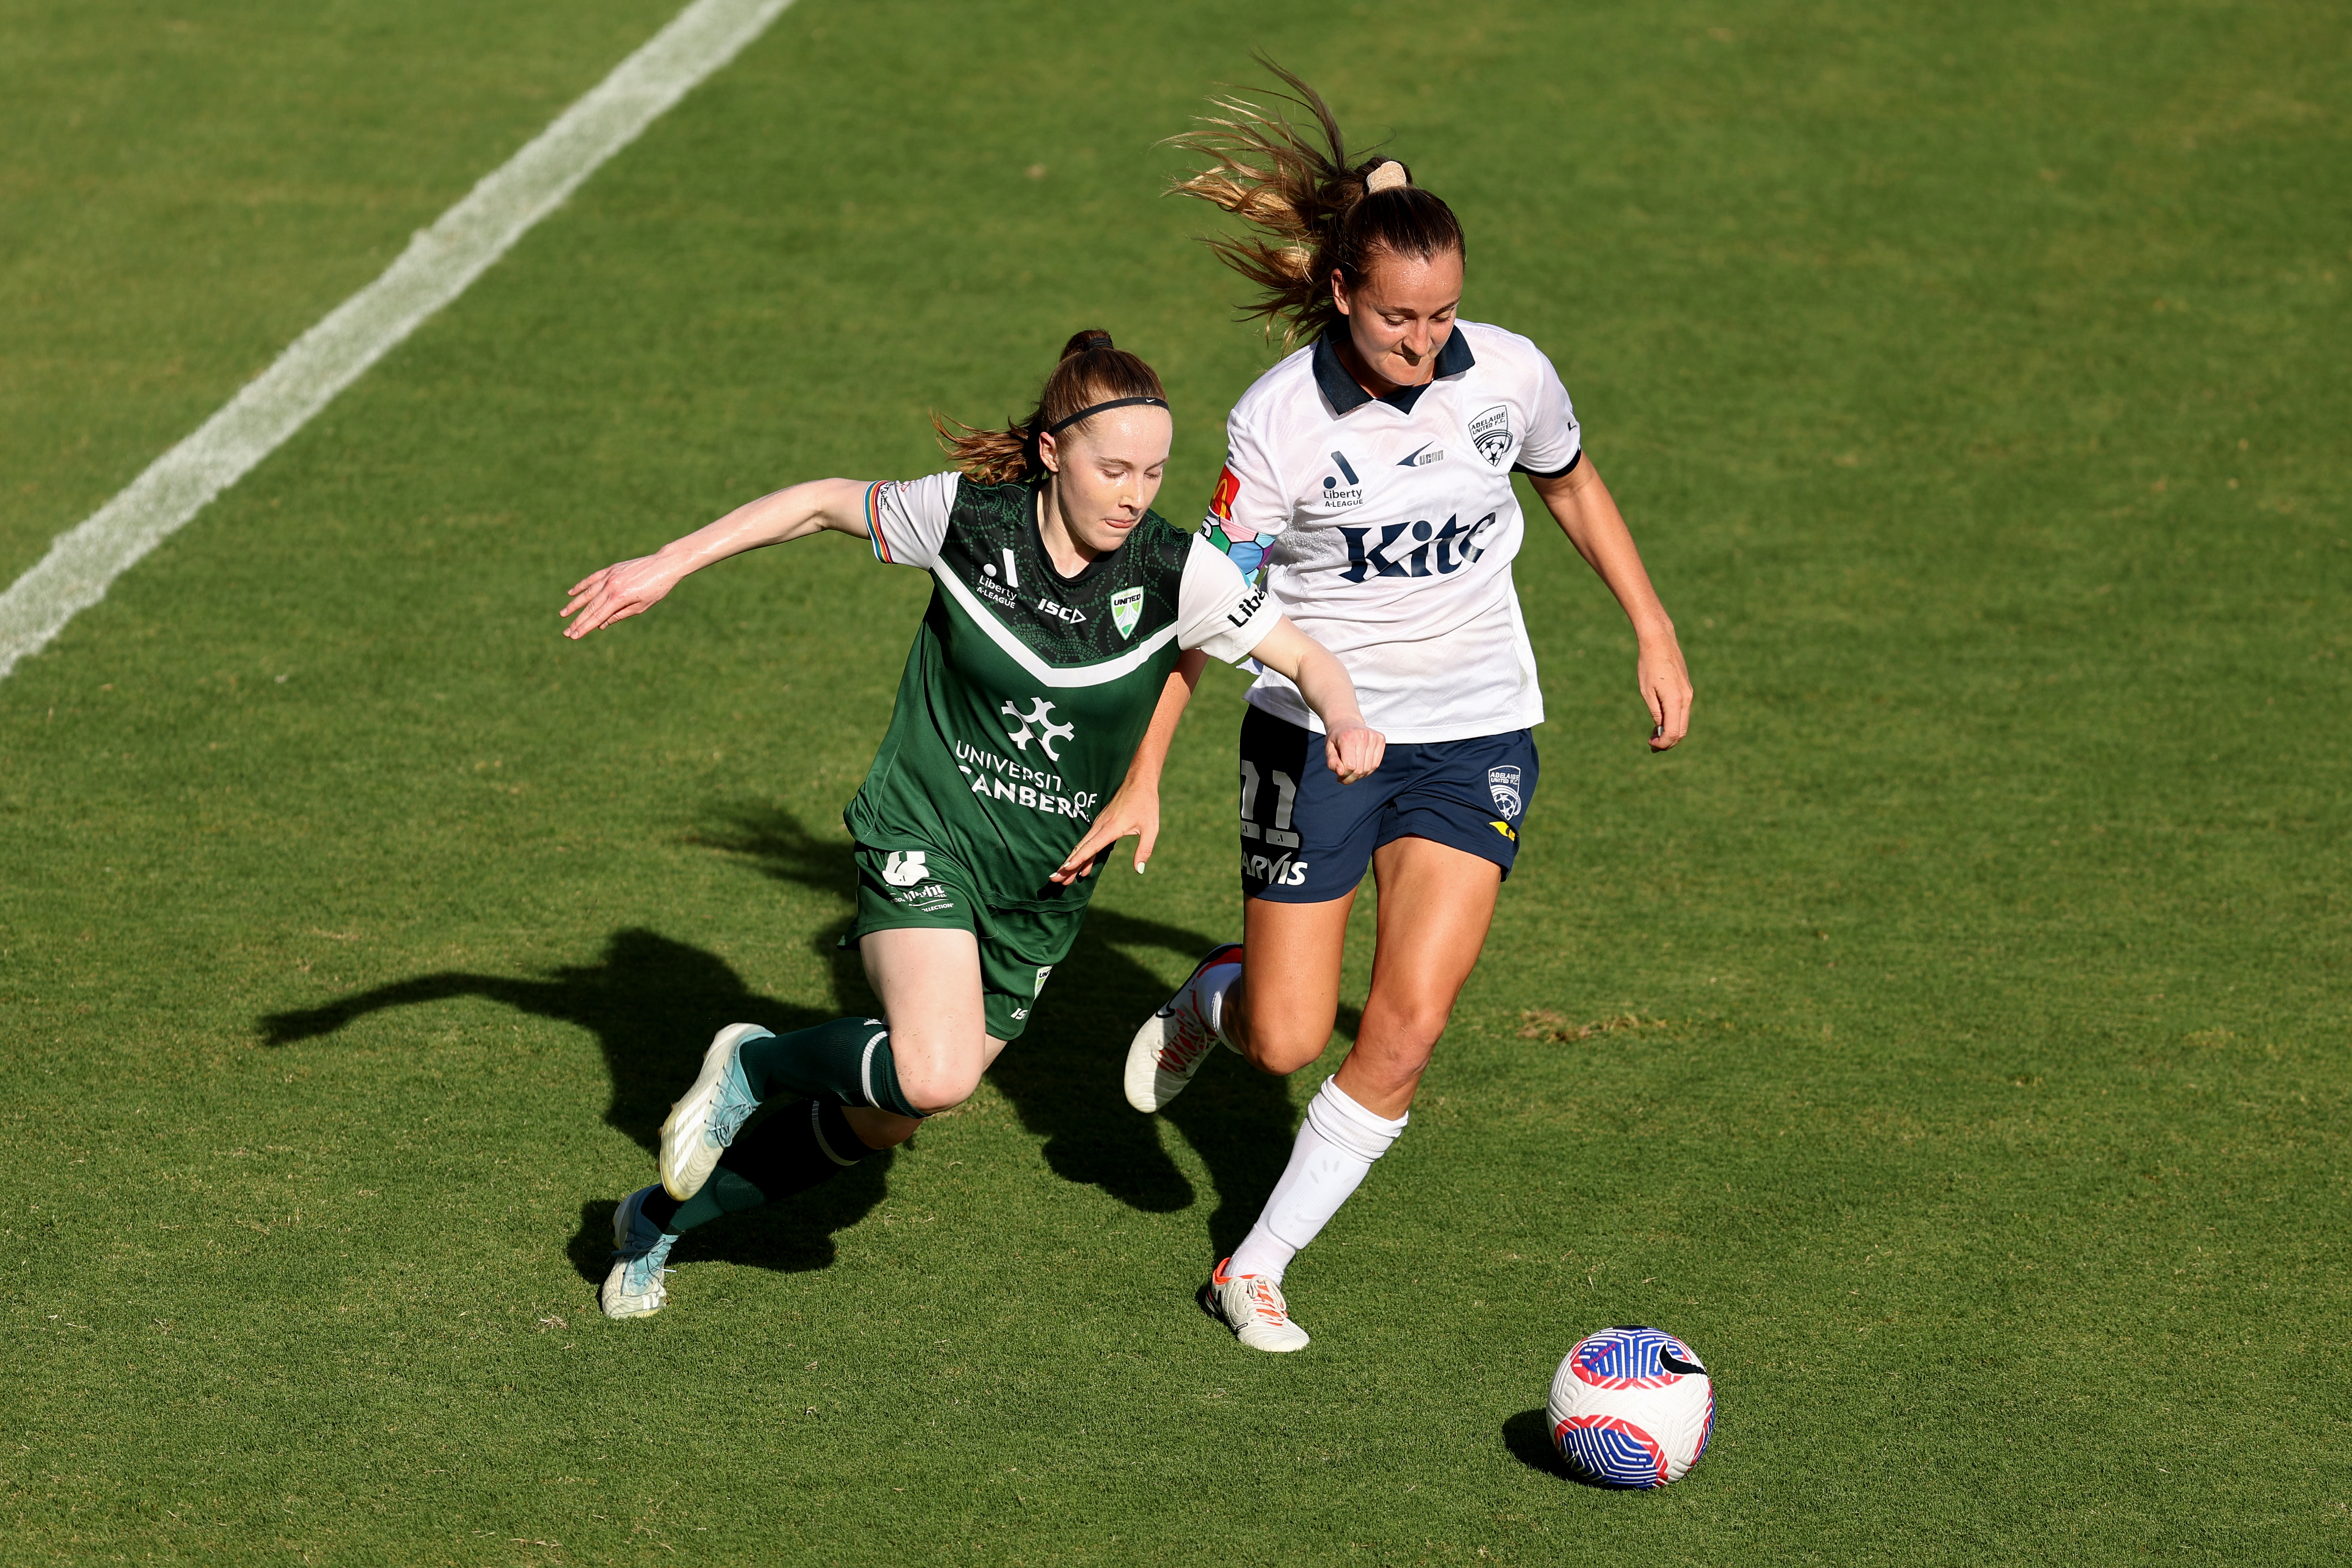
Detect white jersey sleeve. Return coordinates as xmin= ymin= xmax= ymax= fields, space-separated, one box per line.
xmin=863 ymin=471 xmax=961 ymax=568
xmin=1513 ymin=349 xmax=1583 ymax=478
xmin=1175 ymin=533 xmax=1280 ymax=664
xmin=1216 ymin=417 xmax=1293 ymax=540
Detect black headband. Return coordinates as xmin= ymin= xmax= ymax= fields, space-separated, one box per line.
xmin=1043 ymin=396 xmax=1169 ymax=437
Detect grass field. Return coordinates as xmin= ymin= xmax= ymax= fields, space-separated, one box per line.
xmin=3 ymin=0 xmax=2348 ymax=1562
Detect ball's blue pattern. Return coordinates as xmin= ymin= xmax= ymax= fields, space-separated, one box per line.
xmin=1555 ymin=1417 xmax=1667 ymax=1487
xmin=1569 ymin=1325 xmax=1704 ymax=1389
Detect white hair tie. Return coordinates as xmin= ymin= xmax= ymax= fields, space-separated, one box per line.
xmin=1365 ymin=160 xmax=1409 ymax=193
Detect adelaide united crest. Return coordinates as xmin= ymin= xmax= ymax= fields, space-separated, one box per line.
xmin=1488 ymin=765 xmax=1523 ymax=819
xmin=1470 ymin=405 xmax=1513 ymax=468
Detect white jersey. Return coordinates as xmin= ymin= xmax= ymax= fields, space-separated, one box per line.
xmin=1207 ymin=320 xmax=1582 ymax=744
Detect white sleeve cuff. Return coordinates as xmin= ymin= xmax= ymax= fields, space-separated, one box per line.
xmin=1176 ymin=533 xmax=1280 ymax=663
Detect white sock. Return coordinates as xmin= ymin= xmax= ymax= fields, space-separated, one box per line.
xmin=1196 ymin=957 xmax=1241 ymax=1050
xmin=1227 ymin=1077 xmax=1407 ymax=1283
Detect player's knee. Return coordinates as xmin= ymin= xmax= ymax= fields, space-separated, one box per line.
xmin=893 ymin=1057 xmax=983 ymax=1116
xmin=1373 ymin=999 xmax=1455 ymax=1057
xmin=1244 ymin=1023 xmax=1331 ymax=1077
xmin=1404 ymin=1008 xmax=1455 ymax=1054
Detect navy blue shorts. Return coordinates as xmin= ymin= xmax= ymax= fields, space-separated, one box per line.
xmin=1236 ymin=704 xmax=1539 ymax=903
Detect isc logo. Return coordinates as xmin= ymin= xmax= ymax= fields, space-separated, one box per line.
xmin=1036 ymin=597 xmax=1087 ymax=624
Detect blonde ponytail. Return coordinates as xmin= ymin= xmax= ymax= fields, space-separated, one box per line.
xmin=1166 ymin=58 xmax=1465 ymax=347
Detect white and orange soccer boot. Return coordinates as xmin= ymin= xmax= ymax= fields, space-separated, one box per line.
xmin=1124 ymin=943 xmax=1243 ymax=1113
xmin=1209 ymin=1256 xmax=1311 ymax=1352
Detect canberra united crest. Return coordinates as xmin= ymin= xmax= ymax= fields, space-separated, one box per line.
xmin=1488 ymin=765 xmax=1523 ymax=819
xmin=1110 ymin=586 xmax=1145 ymax=640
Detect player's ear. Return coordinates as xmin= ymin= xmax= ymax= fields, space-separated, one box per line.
xmin=1037 ymin=430 xmax=1061 ymax=474
xmin=1330 ymin=268 xmax=1352 ymax=317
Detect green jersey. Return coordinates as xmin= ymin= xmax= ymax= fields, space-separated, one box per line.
xmin=844 ymin=473 xmax=1277 ymax=909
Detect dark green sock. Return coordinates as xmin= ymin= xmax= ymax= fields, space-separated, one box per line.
xmin=658 ymin=1167 xmax=767 ymax=1233
xmin=643 ymin=1099 xmax=879 ymax=1234
xmin=738 ymin=1016 xmax=920 ymax=1118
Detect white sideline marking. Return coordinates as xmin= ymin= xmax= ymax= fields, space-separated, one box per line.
xmin=0 ymin=0 xmax=798 ymax=682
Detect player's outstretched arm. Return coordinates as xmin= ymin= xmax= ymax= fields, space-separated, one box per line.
xmin=561 ymin=477 xmax=873 ymax=639
xmin=1248 ymin=619 xmax=1386 ymax=784
xmin=1048 ymin=654 xmax=1206 ymax=885
xmin=1528 ymin=461 xmax=1694 ymax=750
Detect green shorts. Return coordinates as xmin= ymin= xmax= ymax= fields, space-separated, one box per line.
xmin=841 ymin=843 xmax=1089 ymax=1042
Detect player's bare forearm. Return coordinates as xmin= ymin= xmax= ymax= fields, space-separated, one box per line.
xmin=666 ymin=477 xmax=874 ymax=565
xmin=562 ymin=477 xmax=871 ymax=638
xmin=1047 ymin=662 xmax=1203 ymax=883
xmin=1529 ymin=462 xmax=1674 ymax=640
xmin=1529 ymin=461 xmax=1694 ymax=749
xmin=1249 ymin=620 xmax=1386 ymax=783
xmin=1125 ymin=654 xmax=1205 ymax=787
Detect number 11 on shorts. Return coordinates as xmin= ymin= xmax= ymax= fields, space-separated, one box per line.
xmin=1239 ymin=759 xmax=1301 ymax=849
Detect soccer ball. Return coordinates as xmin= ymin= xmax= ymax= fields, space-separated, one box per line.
xmin=1546 ymin=1326 xmax=1715 ymax=1488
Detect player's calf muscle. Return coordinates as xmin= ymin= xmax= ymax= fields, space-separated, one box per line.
xmin=845 ymin=1106 xmax=922 ymax=1149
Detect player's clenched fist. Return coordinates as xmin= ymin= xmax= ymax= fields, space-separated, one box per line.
xmin=1324 ymin=722 xmax=1386 ymax=784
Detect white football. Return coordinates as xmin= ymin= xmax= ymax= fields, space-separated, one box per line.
xmin=1546 ymin=1326 xmax=1715 ymax=1487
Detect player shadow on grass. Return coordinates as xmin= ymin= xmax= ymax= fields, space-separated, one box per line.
xmin=255 ymin=808 xmax=1347 ymax=1279
xmin=695 ymin=805 xmax=1341 ymax=1258
xmin=258 ymin=927 xmax=898 ymax=1279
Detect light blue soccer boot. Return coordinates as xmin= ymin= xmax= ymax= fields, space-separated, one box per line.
xmin=600 ymin=1185 xmax=678 ymax=1319
xmin=658 ymin=1022 xmax=773 ymax=1199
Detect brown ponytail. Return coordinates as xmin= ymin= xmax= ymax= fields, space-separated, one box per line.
xmin=1165 ymin=58 xmax=1465 ymax=347
xmin=933 ymin=330 xmax=1169 ymax=485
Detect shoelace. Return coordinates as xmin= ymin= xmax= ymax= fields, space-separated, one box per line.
xmin=707 ymin=1066 xmax=759 ymax=1147
xmin=1158 ymin=1015 xmax=1218 ymax=1072
xmin=1248 ymin=1280 xmax=1290 ymax=1324
xmin=618 ymin=1225 xmax=677 ymax=1290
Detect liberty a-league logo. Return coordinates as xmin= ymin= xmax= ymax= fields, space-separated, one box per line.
xmin=1488 ymin=765 xmax=1523 ymax=819
xmin=1470 ymin=405 xmax=1513 ymax=468
xmin=1319 ymin=450 xmax=1365 ymax=510
xmin=1110 ymin=586 xmax=1144 ymax=640
xmin=1001 ymin=696 xmax=1075 ymax=761
xmin=882 ymin=850 xmax=930 ymax=887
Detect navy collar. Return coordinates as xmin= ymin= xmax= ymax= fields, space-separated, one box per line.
xmin=1311 ymin=327 xmax=1477 ymax=416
